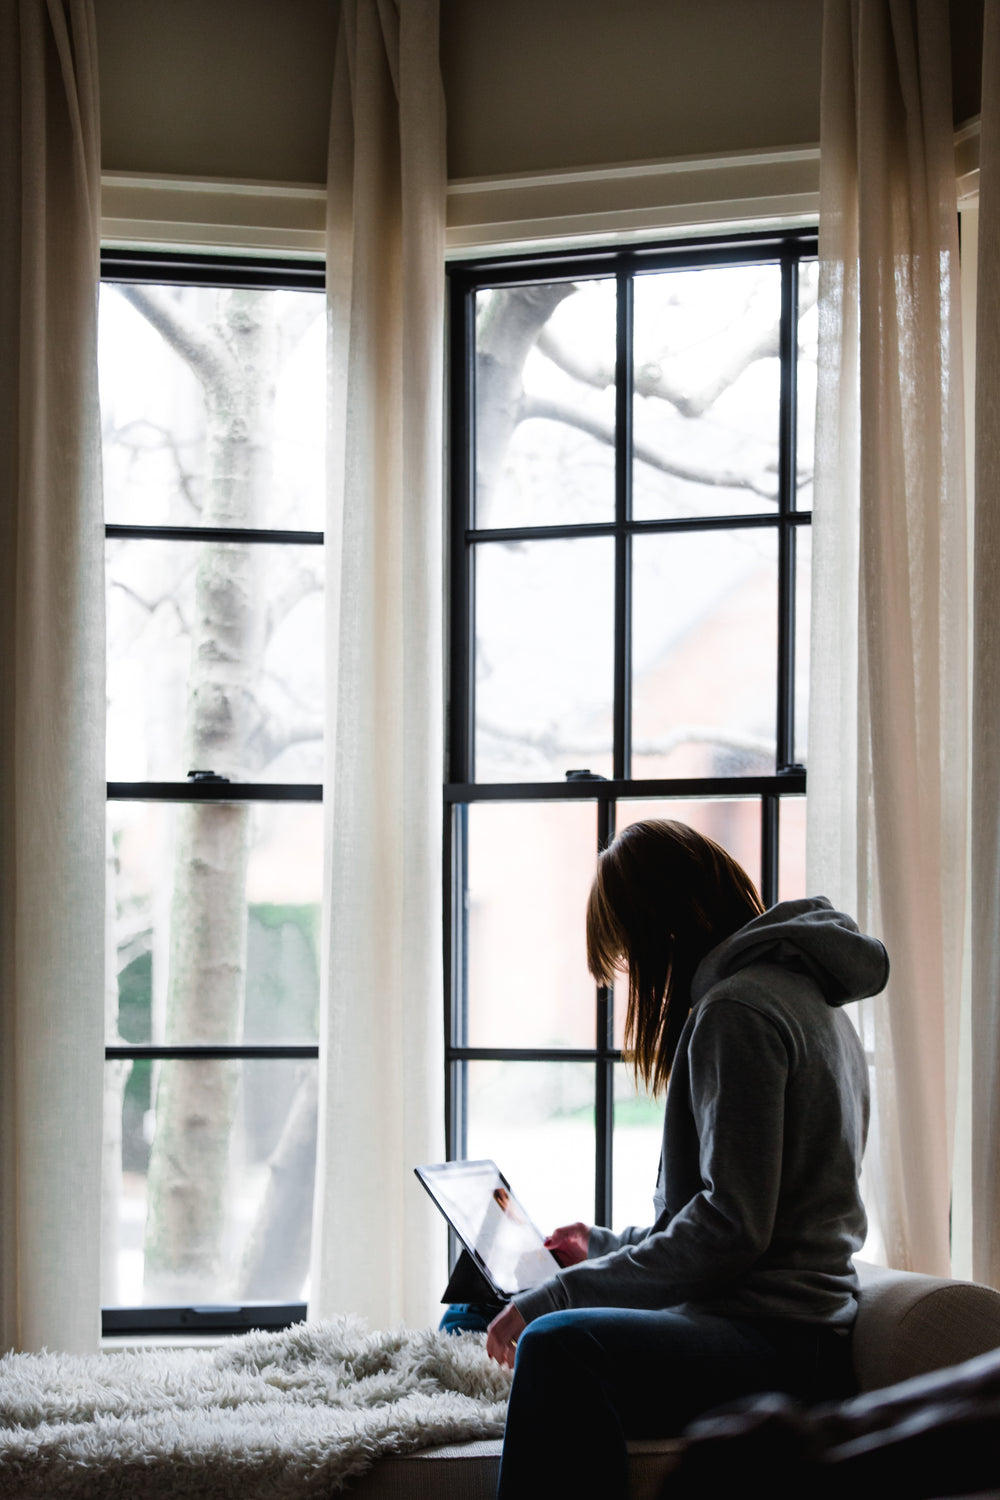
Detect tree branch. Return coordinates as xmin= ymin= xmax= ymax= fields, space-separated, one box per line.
xmin=474 ymin=284 xmax=578 ymax=524
xmin=110 ymin=579 xmax=167 ymax=614
xmin=535 ymin=279 xmax=818 ymax=419
xmin=521 ymin=395 xmax=780 ymax=501
xmin=104 ymin=417 xmax=201 ymax=515
xmin=115 ymin=284 xmax=234 ymax=393
xmin=109 ymin=579 xmax=191 ymax=637
xmin=534 ymin=325 xmax=613 ymax=393
xmin=246 ymin=713 xmax=324 ymax=774
xmin=477 ymin=720 xmax=776 ymax=764
xmin=635 ymin=325 xmax=779 ymax=417
xmin=265 ymin=563 xmax=323 ymax=641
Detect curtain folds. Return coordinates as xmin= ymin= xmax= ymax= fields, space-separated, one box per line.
xmin=809 ymin=0 xmax=968 ymax=1275
xmin=311 ymin=0 xmax=446 ymax=1328
xmin=0 ymin=0 xmax=106 ymax=1353
xmin=971 ymin=0 xmax=1000 ymax=1289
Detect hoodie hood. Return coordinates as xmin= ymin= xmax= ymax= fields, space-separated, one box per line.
xmin=691 ymin=896 xmax=889 ymax=1008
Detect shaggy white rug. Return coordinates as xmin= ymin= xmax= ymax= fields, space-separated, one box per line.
xmin=0 ymin=1317 xmax=511 ymax=1498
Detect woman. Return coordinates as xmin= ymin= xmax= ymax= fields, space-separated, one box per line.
xmin=486 ymin=819 xmax=888 ymax=1497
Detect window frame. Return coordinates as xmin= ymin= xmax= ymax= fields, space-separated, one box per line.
xmin=100 ymin=248 xmax=325 ymax=1338
xmin=444 ymin=228 xmax=816 ymax=1234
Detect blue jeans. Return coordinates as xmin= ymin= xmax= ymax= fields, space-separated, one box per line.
xmin=438 ymin=1302 xmax=499 ymax=1335
xmin=496 ymin=1306 xmax=854 ymax=1499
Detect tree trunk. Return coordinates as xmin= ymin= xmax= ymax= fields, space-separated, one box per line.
xmin=142 ymin=289 xmax=276 ymax=1301
xmin=475 ymin=284 xmax=576 ymax=525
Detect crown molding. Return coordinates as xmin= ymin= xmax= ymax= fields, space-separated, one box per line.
xmin=100 ymin=122 xmax=981 ymax=257
xmin=100 ymin=172 xmax=326 ymax=256
xmin=444 ymin=145 xmax=821 ymax=256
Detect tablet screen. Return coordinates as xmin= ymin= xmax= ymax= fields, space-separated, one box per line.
xmin=415 ymin=1159 xmax=561 ymax=1297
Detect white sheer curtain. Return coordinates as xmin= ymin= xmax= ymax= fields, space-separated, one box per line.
xmin=808 ymin=0 xmax=968 ymax=1275
xmin=310 ymin=0 xmax=447 ymax=1328
xmin=971 ymin=0 xmax=1000 ymax=1289
xmin=0 ymin=0 xmax=106 ymax=1353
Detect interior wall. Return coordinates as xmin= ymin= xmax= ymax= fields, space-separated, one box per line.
xmin=97 ymin=0 xmax=984 ymax=186
xmin=441 ymin=0 xmax=824 ymax=178
xmin=96 ymin=0 xmax=339 ymax=183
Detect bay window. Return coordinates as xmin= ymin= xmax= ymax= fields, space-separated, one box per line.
xmin=446 ymin=230 xmax=817 ymax=1236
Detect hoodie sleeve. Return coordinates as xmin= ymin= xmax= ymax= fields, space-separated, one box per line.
xmin=513 ymin=997 xmax=788 ymax=1322
xmin=586 ymin=1222 xmax=651 ymax=1257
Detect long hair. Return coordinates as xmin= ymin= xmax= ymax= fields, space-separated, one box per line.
xmin=587 ymin=820 xmax=764 ymax=1095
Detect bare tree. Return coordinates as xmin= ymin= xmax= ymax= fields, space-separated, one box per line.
xmin=477 ymin=276 xmax=817 ymax=526
xmin=106 ymin=284 xmax=323 ymax=1302
xmin=106 ymin=267 xmax=812 ymax=1305
xmin=472 ymin=277 xmax=816 ymax=776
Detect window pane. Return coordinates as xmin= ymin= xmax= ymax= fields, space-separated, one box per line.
xmin=109 ymin=801 xmax=321 ymax=1047
xmin=463 ymin=801 xmax=596 ymax=1049
xmin=474 ymin=281 xmax=615 ymax=529
xmin=632 ymin=265 xmax=781 ymax=520
xmin=103 ymin=1056 xmax=316 ymax=1305
xmin=107 ymin=537 xmax=323 ymax=782
xmin=796 ymin=260 xmax=818 ymax=511
xmin=463 ymin=1060 xmax=595 ymax=1232
xmin=612 ymin=797 xmax=762 ymax=1047
xmin=631 ymin=530 xmax=778 ymax=778
xmin=778 ymin=797 xmax=807 ymax=903
xmin=616 ymin=797 xmax=762 ymax=886
xmin=474 ymin=537 xmax=614 ymax=782
xmin=795 ymin=525 xmax=811 ymax=765
xmin=99 ymin=282 xmax=325 ymax=531
xmin=612 ymin=1064 xmax=663 ymax=1234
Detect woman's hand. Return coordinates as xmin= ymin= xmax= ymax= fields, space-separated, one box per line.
xmin=486 ymin=1302 xmax=526 ymax=1368
xmin=544 ymin=1221 xmax=591 ymax=1266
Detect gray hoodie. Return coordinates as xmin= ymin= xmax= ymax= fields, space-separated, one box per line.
xmin=513 ymin=897 xmax=889 ymax=1329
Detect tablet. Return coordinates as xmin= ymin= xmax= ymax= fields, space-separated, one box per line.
xmin=415 ymin=1159 xmax=561 ymax=1299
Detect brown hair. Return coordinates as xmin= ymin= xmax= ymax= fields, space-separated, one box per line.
xmin=587 ymin=820 xmax=764 ymax=1095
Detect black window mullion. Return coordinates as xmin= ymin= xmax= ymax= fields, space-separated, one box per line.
xmin=107 ymin=783 xmax=321 ymax=802
xmin=448 ymin=1047 xmax=612 ymax=1064
xmin=455 ymin=230 xmax=817 ymax=289
xmin=607 ymin=258 xmax=632 ymax=1223
xmin=106 ymin=1044 xmax=318 ymax=1061
xmin=105 ymin=523 xmax=323 ymax=546
xmin=613 ymin=270 xmax=633 ymax=783
xmin=449 ymin=279 xmax=476 ymax=785
xmin=595 ymin=796 xmax=617 ymax=1228
xmin=761 ymin=794 xmax=780 ymax=909
xmin=101 ymin=248 xmax=325 ymax=292
xmin=467 ymin=510 xmax=798 ymax=545
xmin=595 ymin=1057 xmax=614 ymax=1230
xmin=777 ymin=520 xmax=798 ymax=773
xmin=445 ymin=772 xmax=806 ymax=803
xmin=776 ymin=252 xmax=799 ymax=774
xmin=444 ymin=276 xmax=475 ymax=1172
xmin=448 ymin=800 xmax=470 ymax=1048
xmin=613 ymin=540 xmax=633 ymax=780
xmin=446 ymin=802 xmax=470 ymax=1165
